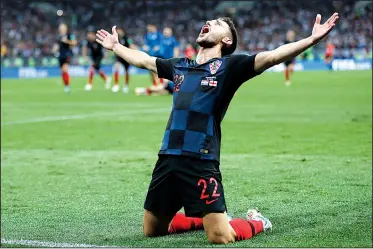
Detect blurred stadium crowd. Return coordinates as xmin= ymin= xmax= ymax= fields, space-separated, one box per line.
xmin=1 ymin=0 xmax=372 ymax=67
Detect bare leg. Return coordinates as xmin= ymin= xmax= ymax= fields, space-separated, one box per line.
xmin=143 ymin=209 xmax=174 ymax=237
xmin=203 ymin=213 xmax=236 ymax=244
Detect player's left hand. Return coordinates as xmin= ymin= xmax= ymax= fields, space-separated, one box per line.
xmin=96 ymin=26 xmax=119 ymax=51
xmin=311 ymin=13 xmax=339 ymax=44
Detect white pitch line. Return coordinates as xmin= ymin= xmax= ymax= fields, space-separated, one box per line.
xmin=1 ymin=108 xmax=170 ymax=126
xmin=1 ymin=238 xmax=118 ymax=248
xmin=1 ymin=102 xmax=167 ymax=107
xmin=1 ymin=148 xmax=370 ymax=161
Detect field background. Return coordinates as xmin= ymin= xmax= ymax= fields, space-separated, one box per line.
xmin=1 ymin=71 xmax=372 ymax=247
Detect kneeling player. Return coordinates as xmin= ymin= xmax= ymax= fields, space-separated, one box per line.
xmin=134 ymin=79 xmax=174 ymax=96
xmin=284 ymin=30 xmax=296 ymax=86
xmin=83 ymin=30 xmax=111 ymax=91
xmin=96 ymin=12 xmax=339 ymax=244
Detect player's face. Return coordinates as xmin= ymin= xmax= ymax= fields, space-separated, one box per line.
xmin=147 ymin=25 xmax=156 ymax=33
xmin=117 ymin=29 xmax=124 ymax=37
xmin=58 ymin=24 xmax=67 ymax=35
xmin=163 ymin=28 xmax=172 ymax=37
xmin=287 ymin=30 xmax=295 ymax=41
xmin=196 ymin=19 xmax=231 ymax=49
xmin=87 ymin=32 xmax=95 ymax=41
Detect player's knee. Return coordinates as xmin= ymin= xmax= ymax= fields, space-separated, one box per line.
xmin=62 ymin=64 xmax=68 ymax=72
xmin=207 ymin=230 xmax=231 ymax=244
xmin=143 ymin=227 xmax=156 ymax=237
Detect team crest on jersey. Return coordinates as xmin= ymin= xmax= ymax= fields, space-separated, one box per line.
xmin=209 ymin=60 xmax=222 ymax=75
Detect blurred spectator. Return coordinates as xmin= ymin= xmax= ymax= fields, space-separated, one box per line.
xmin=1 ymin=42 xmax=8 ymax=57
xmin=1 ymin=0 xmax=372 ymax=65
xmin=184 ymin=43 xmax=197 ymax=60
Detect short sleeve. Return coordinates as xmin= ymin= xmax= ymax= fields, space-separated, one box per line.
xmin=155 ymin=58 xmax=179 ymax=81
xmin=228 ymin=54 xmax=261 ymax=86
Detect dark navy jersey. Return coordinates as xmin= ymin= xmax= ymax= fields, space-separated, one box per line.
xmin=120 ymin=35 xmax=132 ymax=48
xmin=58 ymin=33 xmax=75 ymax=58
xmin=84 ymin=40 xmax=104 ymax=58
xmin=156 ymin=54 xmax=261 ymax=161
xmin=116 ymin=35 xmax=132 ymax=60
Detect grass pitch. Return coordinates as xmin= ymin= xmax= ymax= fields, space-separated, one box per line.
xmin=1 ymin=70 xmax=372 ymax=247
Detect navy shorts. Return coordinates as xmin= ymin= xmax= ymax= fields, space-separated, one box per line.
xmin=59 ymin=57 xmax=71 ymax=67
xmin=91 ymin=56 xmax=103 ymax=70
xmin=116 ymin=56 xmax=130 ymax=69
xmin=284 ymin=59 xmax=295 ymax=66
xmin=144 ymin=155 xmax=226 ymax=218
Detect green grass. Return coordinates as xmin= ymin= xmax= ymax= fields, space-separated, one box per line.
xmin=1 ymin=71 xmax=372 ymax=248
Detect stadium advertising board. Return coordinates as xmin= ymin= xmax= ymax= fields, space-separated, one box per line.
xmin=1 ymin=59 xmax=371 ymax=79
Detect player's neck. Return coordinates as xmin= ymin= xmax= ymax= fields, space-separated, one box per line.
xmin=196 ymin=46 xmax=222 ymax=64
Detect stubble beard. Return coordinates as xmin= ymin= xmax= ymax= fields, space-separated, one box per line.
xmin=196 ymin=36 xmax=216 ymax=48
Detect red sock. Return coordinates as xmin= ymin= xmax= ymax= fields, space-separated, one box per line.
xmin=88 ymin=68 xmax=94 ymax=84
xmin=146 ymin=88 xmax=152 ymax=95
xmin=125 ymin=73 xmax=129 ymax=85
xmin=62 ymin=72 xmax=70 ymax=86
xmin=99 ymin=71 xmax=106 ymax=81
xmin=114 ymin=71 xmax=119 ymax=85
xmin=229 ymin=219 xmax=263 ymax=241
xmin=285 ymin=67 xmax=290 ymax=81
xmin=159 ymin=78 xmax=164 ymax=84
xmin=168 ymin=213 xmax=203 ymax=234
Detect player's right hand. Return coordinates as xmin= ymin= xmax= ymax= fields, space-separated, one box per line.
xmin=96 ymin=26 xmax=119 ymax=51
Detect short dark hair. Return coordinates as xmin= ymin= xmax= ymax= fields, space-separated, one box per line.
xmin=219 ymin=17 xmax=238 ymax=56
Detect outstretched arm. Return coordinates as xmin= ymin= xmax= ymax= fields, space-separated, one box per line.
xmin=96 ymin=26 xmax=157 ymax=73
xmin=254 ymin=13 xmax=339 ymax=72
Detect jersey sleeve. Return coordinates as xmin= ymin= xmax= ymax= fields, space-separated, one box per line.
xmin=155 ymin=58 xmax=180 ymax=81
xmin=228 ymin=54 xmax=261 ymax=86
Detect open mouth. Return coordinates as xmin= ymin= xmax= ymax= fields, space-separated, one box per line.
xmin=201 ymin=25 xmax=210 ymax=34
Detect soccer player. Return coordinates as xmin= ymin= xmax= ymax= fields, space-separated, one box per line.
xmin=143 ymin=24 xmax=162 ymax=87
xmin=283 ymin=30 xmax=296 ymax=86
xmin=54 ymin=23 xmax=77 ymax=92
xmin=82 ymin=30 xmax=111 ymax=91
xmin=134 ymin=80 xmax=174 ymax=96
xmin=325 ymin=39 xmax=335 ymax=71
xmin=112 ymin=27 xmax=135 ymax=93
xmin=96 ymin=12 xmax=339 ymax=244
xmin=160 ymin=27 xmax=179 ymax=59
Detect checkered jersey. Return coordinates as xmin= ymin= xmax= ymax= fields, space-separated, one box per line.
xmin=156 ymin=54 xmax=261 ymax=161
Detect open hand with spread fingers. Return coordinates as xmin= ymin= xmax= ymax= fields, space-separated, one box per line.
xmin=311 ymin=13 xmax=339 ymax=44
xmin=96 ymin=26 xmax=119 ymax=50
